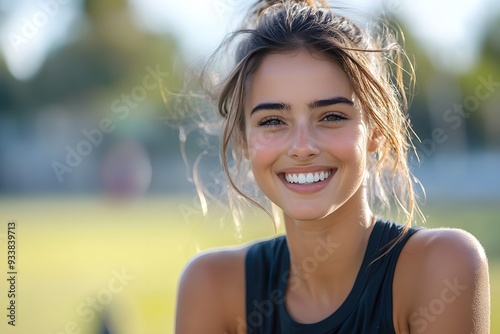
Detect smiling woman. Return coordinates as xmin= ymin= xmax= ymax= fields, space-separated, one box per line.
xmin=245 ymin=50 xmax=373 ymax=221
xmin=175 ymin=1 xmax=490 ymax=333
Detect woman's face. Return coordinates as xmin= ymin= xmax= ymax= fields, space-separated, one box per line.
xmin=244 ymin=49 xmax=377 ymax=221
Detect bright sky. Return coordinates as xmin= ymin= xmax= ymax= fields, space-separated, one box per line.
xmin=0 ymin=0 xmax=499 ymax=80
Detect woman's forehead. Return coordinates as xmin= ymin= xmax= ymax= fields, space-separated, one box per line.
xmin=245 ymin=49 xmax=355 ymax=107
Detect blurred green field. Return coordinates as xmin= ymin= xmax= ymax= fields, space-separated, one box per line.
xmin=0 ymin=197 xmax=497 ymax=333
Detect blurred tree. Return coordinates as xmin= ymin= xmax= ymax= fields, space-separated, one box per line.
xmin=390 ymin=13 xmax=500 ymax=153
xmin=391 ymin=19 xmax=436 ymax=142
xmin=1 ymin=0 xmax=183 ymax=119
xmin=458 ymin=13 xmax=500 ymax=150
xmin=0 ymin=56 xmax=16 ymax=111
xmin=0 ymin=0 xmax=186 ymax=193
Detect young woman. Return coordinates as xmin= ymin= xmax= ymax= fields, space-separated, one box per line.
xmin=175 ymin=1 xmax=490 ymax=333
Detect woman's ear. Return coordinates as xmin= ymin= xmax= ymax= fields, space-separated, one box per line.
xmin=367 ymin=127 xmax=382 ymax=153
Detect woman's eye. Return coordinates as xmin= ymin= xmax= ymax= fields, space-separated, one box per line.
xmin=258 ymin=117 xmax=285 ymax=127
xmin=321 ymin=113 xmax=347 ymax=123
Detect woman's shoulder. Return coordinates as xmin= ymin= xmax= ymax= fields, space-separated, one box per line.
xmin=394 ymin=226 xmax=490 ymax=333
xmin=178 ymin=235 xmax=285 ymax=290
xmin=401 ymin=226 xmax=488 ymax=271
xmin=175 ymin=243 xmax=252 ymax=333
xmin=180 ymin=235 xmax=286 ymax=279
xmin=177 ymin=243 xmax=251 ymax=302
xmin=181 ymin=244 xmax=250 ymax=276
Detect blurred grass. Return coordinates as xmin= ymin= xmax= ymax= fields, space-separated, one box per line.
xmin=0 ymin=196 xmax=497 ymax=333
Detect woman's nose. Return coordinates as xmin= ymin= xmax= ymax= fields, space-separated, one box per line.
xmin=287 ymin=123 xmax=320 ymax=160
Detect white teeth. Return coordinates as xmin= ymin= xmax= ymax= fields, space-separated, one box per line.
xmin=306 ymin=173 xmax=314 ymax=183
xmin=284 ymin=170 xmax=332 ymax=184
xmin=313 ymin=173 xmax=320 ymax=182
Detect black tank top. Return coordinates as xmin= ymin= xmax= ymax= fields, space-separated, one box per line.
xmin=245 ymin=219 xmax=422 ymax=333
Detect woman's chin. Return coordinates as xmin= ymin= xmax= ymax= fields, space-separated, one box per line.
xmin=283 ymin=207 xmax=331 ymax=222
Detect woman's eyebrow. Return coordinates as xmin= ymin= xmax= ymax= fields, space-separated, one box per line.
xmin=250 ymin=102 xmax=291 ymax=115
xmin=308 ymin=96 xmax=354 ymax=109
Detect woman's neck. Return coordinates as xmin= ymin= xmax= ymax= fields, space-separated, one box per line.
xmin=283 ymin=192 xmax=375 ymax=304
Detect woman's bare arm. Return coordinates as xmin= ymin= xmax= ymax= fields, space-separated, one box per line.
xmin=407 ymin=229 xmax=490 ymax=333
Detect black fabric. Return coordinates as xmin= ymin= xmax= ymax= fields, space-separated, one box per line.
xmin=245 ymin=220 xmax=423 ymax=333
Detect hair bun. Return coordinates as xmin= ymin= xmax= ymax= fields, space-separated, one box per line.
xmin=251 ymin=0 xmax=328 ymax=20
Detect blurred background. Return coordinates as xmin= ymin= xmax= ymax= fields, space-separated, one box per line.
xmin=0 ymin=0 xmax=498 ymax=333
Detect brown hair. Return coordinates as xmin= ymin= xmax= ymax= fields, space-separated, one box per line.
xmin=199 ymin=0 xmax=422 ymax=238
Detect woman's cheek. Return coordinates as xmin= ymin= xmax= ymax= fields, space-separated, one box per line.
xmin=247 ymin=130 xmax=283 ymax=161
